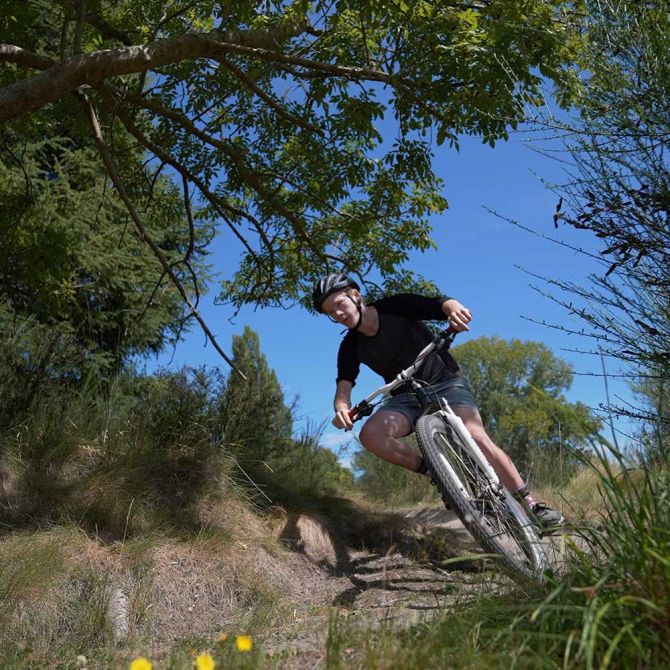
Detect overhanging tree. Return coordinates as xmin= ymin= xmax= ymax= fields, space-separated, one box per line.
xmin=0 ymin=0 xmax=585 ymax=368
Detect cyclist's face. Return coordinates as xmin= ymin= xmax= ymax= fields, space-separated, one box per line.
xmin=322 ymin=290 xmax=359 ymax=326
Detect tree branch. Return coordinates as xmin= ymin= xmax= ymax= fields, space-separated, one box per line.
xmin=218 ymin=55 xmax=323 ymax=136
xmin=77 ymin=90 xmax=246 ymax=379
xmin=73 ymin=0 xmax=88 ymax=55
xmin=0 ymin=44 xmax=55 ymax=70
xmin=114 ymin=87 xmax=323 ymax=260
xmin=84 ymin=10 xmax=134 ymax=46
xmin=98 ymin=84 xmax=270 ymax=270
xmin=0 ymin=23 xmax=309 ymax=122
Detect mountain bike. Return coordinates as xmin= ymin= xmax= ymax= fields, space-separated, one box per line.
xmin=348 ymin=327 xmax=549 ymax=583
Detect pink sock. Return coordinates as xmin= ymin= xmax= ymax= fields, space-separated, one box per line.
xmin=514 ymin=484 xmax=536 ymax=507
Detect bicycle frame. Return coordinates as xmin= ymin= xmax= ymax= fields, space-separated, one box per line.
xmin=348 ymin=326 xmax=503 ymax=496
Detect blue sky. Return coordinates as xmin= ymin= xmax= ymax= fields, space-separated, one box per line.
xmin=148 ymin=122 xmax=637 ymax=461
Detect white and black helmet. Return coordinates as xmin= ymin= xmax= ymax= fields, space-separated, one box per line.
xmin=312 ymin=272 xmax=360 ymax=312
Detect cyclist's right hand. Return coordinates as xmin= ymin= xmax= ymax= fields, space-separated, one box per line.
xmin=332 ymin=407 xmax=354 ymax=430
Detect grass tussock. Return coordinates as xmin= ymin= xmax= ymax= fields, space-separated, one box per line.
xmin=531 ymin=449 xmax=670 ymax=669
xmin=0 ymin=528 xmax=115 ymax=666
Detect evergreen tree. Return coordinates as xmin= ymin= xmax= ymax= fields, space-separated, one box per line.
xmin=217 ymin=326 xmax=353 ymax=499
xmin=0 ymin=137 xmax=212 ymax=376
xmin=218 ymin=325 xmax=293 ymax=464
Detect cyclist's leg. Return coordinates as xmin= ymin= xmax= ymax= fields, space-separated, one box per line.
xmin=451 ymin=405 xmax=525 ymax=491
xmin=448 ymin=400 xmax=564 ymax=528
xmin=359 ymin=409 xmax=421 ymax=471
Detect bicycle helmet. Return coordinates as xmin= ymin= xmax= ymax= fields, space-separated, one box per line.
xmin=312 ymin=272 xmax=360 ymax=313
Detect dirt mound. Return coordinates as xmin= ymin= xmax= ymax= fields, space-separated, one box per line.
xmin=402 ymin=505 xmax=464 ymax=529
xmin=278 ymin=513 xmax=350 ymax=573
xmin=130 ymin=514 xmax=355 ymax=642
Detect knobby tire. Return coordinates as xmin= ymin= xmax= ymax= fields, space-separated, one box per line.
xmin=415 ymin=413 xmax=548 ymax=583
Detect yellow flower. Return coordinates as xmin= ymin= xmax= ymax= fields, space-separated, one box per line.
xmin=129 ymin=657 xmax=152 ymax=670
xmin=235 ymin=635 xmax=253 ymax=652
xmin=195 ymin=652 xmax=216 ymax=670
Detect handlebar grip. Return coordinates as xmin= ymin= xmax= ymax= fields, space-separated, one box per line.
xmin=440 ymin=326 xmax=458 ymax=347
xmin=348 ymin=401 xmax=374 ymax=423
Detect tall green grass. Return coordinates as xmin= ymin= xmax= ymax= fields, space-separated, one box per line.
xmin=321 ymin=445 xmax=670 ymax=670
xmin=516 ymin=447 xmax=670 ymax=669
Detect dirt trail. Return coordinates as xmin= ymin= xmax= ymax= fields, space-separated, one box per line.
xmin=255 ymin=505 xmax=575 ymax=667
xmin=257 ymin=507 xmax=511 ymax=666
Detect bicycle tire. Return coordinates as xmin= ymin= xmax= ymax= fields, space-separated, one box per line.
xmin=415 ymin=413 xmax=548 ymax=582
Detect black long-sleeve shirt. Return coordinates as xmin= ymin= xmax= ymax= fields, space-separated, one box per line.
xmin=336 ymin=294 xmax=460 ymax=394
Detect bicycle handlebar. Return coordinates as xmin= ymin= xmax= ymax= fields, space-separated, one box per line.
xmin=347 ymin=326 xmax=457 ymax=424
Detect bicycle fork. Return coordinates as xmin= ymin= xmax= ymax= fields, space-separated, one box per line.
xmin=430 ymin=404 xmax=503 ymax=499
xmin=432 ymin=405 xmax=535 ymax=526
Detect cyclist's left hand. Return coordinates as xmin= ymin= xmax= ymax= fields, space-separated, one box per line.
xmin=443 ymin=299 xmax=472 ymax=332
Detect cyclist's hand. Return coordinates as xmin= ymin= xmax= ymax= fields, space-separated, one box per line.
xmin=332 ymin=407 xmax=354 ymax=430
xmin=444 ymin=299 xmax=472 ymax=332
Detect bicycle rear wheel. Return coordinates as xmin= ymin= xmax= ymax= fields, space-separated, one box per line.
xmin=415 ymin=413 xmax=548 ymax=582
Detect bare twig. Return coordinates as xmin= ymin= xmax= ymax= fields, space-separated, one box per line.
xmin=218 ymin=55 xmax=323 ymax=135
xmin=77 ymin=90 xmax=246 ymax=379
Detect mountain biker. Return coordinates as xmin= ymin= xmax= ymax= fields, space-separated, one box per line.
xmin=313 ymin=272 xmax=564 ymax=529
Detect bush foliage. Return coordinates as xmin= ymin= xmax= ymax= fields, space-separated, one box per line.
xmin=0 ymin=320 xmax=350 ymax=534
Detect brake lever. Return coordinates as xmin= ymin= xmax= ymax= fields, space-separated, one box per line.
xmin=441 ymin=326 xmax=458 ymax=347
xmin=345 ymin=400 xmax=374 ymax=430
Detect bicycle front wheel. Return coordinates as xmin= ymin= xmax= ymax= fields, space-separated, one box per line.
xmin=415 ymin=413 xmax=548 ymax=583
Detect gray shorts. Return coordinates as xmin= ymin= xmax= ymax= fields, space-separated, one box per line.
xmin=379 ymin=375 xmax=478 ymax=426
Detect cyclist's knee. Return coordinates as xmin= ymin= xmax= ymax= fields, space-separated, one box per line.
xmin=359 ymin=420 xmax=383 ymax=450
xmin=359 ymin=411 xmax=410 ymax=448
xmin=359 ymin=421 xmax=372 ymax=446
xmin=468 ymin=426 xmax=495 ymax=451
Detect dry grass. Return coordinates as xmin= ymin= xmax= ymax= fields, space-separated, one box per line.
xmin=533 ymin=459 xmax=621 ymax=522
xmin=0 ymin=486 xmax=364 ymax=668
xmin=0 ymin=527 xmax=117 ymax=663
